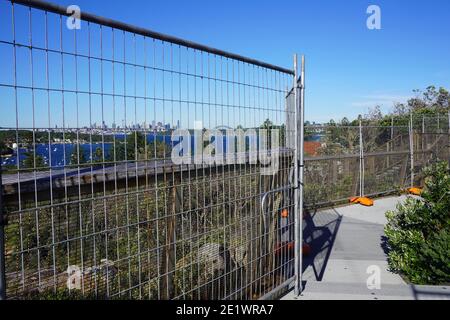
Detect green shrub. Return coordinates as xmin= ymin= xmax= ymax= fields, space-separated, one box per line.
xmin=385 ymin=161 xmax=450 ymax=285
xmin=22 ymin=289 xmax=98 ymax=300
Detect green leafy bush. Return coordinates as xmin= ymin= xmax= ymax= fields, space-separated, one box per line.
xmin=385 ymin=161 xmax=450 ymax=284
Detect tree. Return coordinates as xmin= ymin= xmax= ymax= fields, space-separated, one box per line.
xmin=260 ymin=119 xmax=273 ymax=130
xmin=148 ymin=139 xmax=170 ymax=159
xmin=436 ymin=87 xmax=449 ymax=109
xmin=0 ymin=141 xmax=10 ymax=156
xmin=22 ymin=151 xmax=47 ymax=169
xmin=392 ymin=102 xmax=408 ymax=116
xmin=110 ymin=132 xmax=171 ymax=161
xmin=70 ymin=144 xmax=87 ymax=166
xmin=94 ymin=147 xmax=103 ymax=163
xmin=405 ymin=86 xmax=449 ymax=114
xmin=365 ymin=105 xmax=383 ymax=121
xmin=340 ymin=117 xmax=350 ymax=126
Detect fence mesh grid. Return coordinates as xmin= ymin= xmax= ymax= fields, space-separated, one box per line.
xmin=1 ymin=0 xmax=449 ymax=301
xmin=0 ymin=0 xmax=296 ymax=299
xmin=303 ymin=116 xmax=449 ymax=208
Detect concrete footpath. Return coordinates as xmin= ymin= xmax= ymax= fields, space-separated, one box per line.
xmin=281 ymin=196 xmax=450 ymax=300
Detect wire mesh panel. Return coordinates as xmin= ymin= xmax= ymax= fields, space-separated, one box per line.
xmin=412 ymin=115 xmax=450 ymax=187
xmin=303 ymin=125 xmax=361 ymax=207
xmin=363 ymin=153 xmax=410 ymax=196
xmin=361 ymin=125 xmax=410 ymax=196
xmin=303 ymin=118 xmax=449 ymax=206
xmin=0 ymin=0 xmax=296 ymax=299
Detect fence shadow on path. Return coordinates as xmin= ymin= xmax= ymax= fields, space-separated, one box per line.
xmin=302 ymin=208 xmax=342 ymax=284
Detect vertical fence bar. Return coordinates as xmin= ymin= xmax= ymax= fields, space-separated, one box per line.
xmin=0 ymin=161 xmax=6 ymax=300
xmin=391 ymin=116 xmax=394 ymax=140
xmin=358 ymin=117 xmax=364 ymax=197
xmin=387 ymin=116 xmax=393 ymax=167
xmin=409 ymin=112 xmax=414 ymax=188
xmin=448 ymin=109 xmax=450 ymax=134
xmin=437 ymin=114 xmax=440 ymax=133
xmin=447 ymin=108 xmax=450 ymax=166
xmin=422 ymin=115 xmax=425 ymax=162
xmin=298 ymin=55 xmax=305 ymax=295
xmin=422 ymin=115 xmax=425 ymax=134
xmin=293 ymin=54 xmax=300 ymax=296
xmin=448 ymin=110 xmax=450 ymax=168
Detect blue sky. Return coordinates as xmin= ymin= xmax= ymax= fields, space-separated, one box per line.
xmin=1 ymin=0 xmax=450 ymax=127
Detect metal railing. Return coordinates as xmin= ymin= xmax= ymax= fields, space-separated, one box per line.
xmin=0 ymin=0 xmax=301 ymax=300
xmin=303 ymin=114 xmax=450 ymax=208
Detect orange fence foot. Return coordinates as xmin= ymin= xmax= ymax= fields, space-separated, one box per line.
xmin=349 ymin=197 xmax=374 ymax=207
xmin=302 ymin=243 xmax=311 ymax=256
xmin=408 ymin=187 xmax=423 ymax=196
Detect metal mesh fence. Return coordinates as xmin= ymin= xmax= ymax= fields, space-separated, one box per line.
xmin=303 ymin=125 xmax=360 ymax=207
xmin=412 ymin=115 xmax=450 ymax=188
xmin=303 ymin=115 xmax=449 ymax=208
xmin=362 ymin=125 xmax=409 ymax=196
xmin=0 ymin=0 xmax=297 ymax=299
xmin=1 ymin=0 xmax=449 ymax=301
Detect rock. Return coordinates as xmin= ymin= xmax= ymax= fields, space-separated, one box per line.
xmin=66 ymin=265 xmax=82 ymax=290
xmin=198 ymin=243 xmax=226 ymax=276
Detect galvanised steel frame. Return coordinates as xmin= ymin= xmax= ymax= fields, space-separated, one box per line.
xmin=0 ymin=0 xmax=304 ymax=300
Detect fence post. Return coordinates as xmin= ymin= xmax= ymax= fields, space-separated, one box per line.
xmin=422 ymin=115 xmax=425 ymax=161
xmin=387 ymin=116 xmax=394 ymax=167
xmin=293 ymin=54 xmax=301 ymax=296
xmin=422 ymin=115 xmax=425 ymax=135
xmin=390 ymin=116 xmax=394 ymax=141
xmin=299 ymin=55 xmax=305 ymax=295
xmin=409 ymin=112 xmax=414 ymax=188
xmin=293 ymin=54 xmax=305 ymax=296
xmin=448 ymin=110 xmax=450 ymax=168
xmin=448 ymin=109 xmax=450 ymax=135
xmin=0 ymin=161 xmax=6 ymax=300
xmin=437 ymin=114 xmax=440 ymax=133
xmin=358 ymin=117 xmax=364 ymax=197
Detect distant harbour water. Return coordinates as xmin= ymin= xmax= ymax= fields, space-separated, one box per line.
xmin=1 ymin=135 xmax=172 ymax=168
xmin=2 ymin=134 xmax=323 ymax=168
xmin=305 ymin=134 xmax=324 ymax=142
